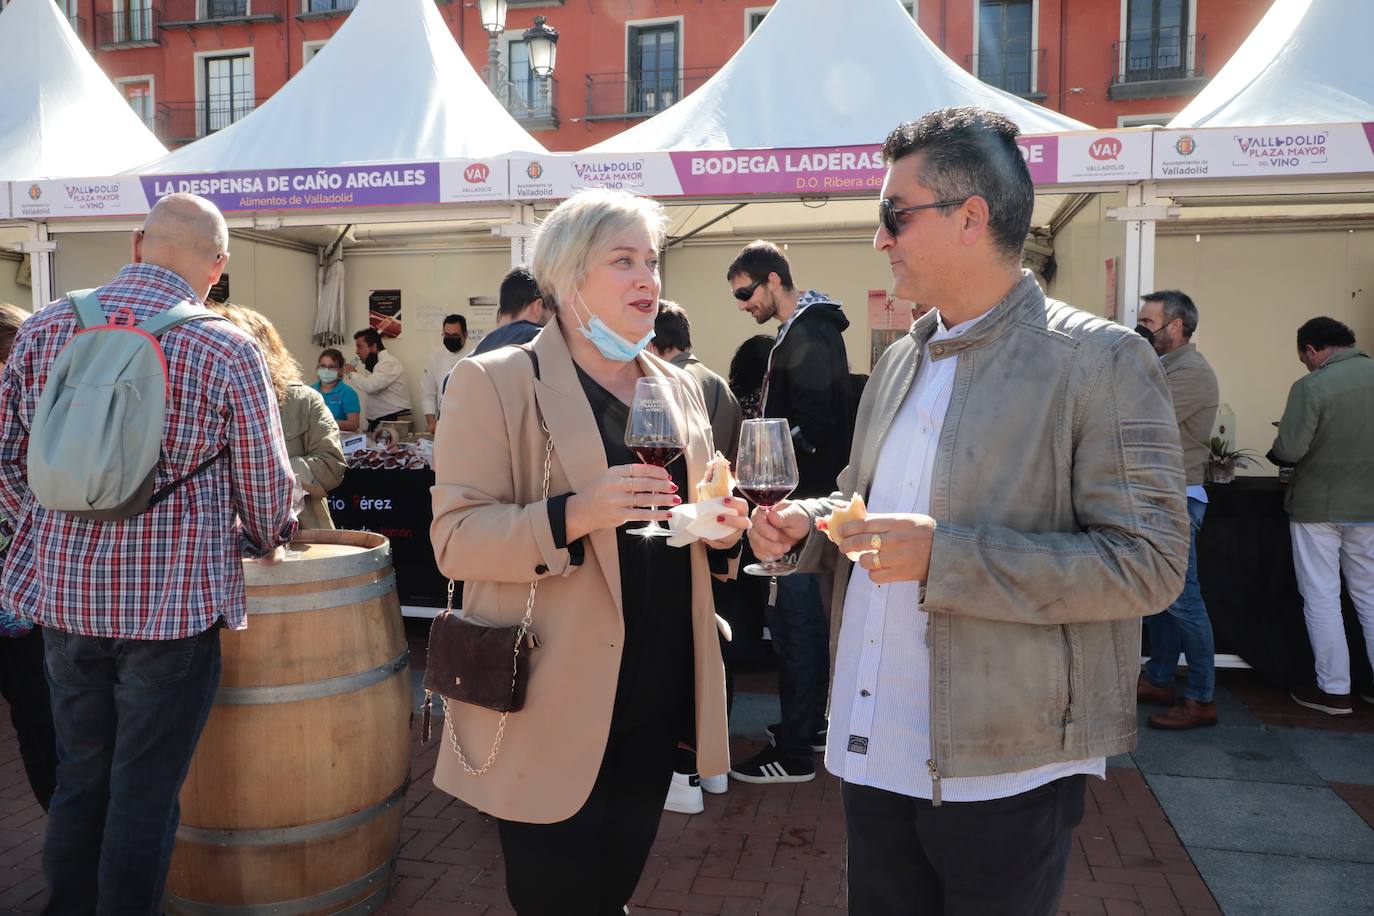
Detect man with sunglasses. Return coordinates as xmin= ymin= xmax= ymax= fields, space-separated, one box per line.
xmin=726 ymin=240 xmax=854 ymax=787
xmin=748 ymin=107 xmax=1188 ymax=915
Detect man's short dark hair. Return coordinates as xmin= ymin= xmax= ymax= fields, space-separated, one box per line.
xmin=880 ymin=106 xmax=1035 ymax=263
xmin=499 ymin=267 xmax=543 ymax=319
xmin=726 ymin=240 xmax=794 ymax=289
xmin=443 ymin=314 xmax=467 ymax=334
xmin=654 ymin=301 xmax=692 ymax=353
xmin=1142 ymin=290 xmax=1199 ymax=338
xmin=1297 ymin=317 xmax=1356 ymax=351
xmin=354 ymin=328 xmax=383 ymax=349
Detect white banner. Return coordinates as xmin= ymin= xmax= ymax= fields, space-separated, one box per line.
xmin=1153 ymin=123 xmax=1374 ymax=180
xmin=1055 ymin=130 xmax=1154 ymax=183
xmin=511 ymin=153 xmax=684 ymax=200
xmin=437 ymin=159 xmax=508 ymax=203
xmin=12 ymin=177 xmax=148 ymax=219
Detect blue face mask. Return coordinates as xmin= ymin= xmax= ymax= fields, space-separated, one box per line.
xmin=572 ymin=291 xmax=655 ymax=362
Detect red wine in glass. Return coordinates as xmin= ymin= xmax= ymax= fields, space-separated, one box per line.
xmin=735 ymin=418 xmax=801 ymax=576
xmin=738 ymin=485 xmax=792 ymax=508
xmin=633 ymin=444 xmax=685 ymax=468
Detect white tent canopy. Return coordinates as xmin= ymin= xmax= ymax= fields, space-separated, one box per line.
xmin=1169 ymin=0 xmax=1374 ymax=128
xmin=142 ymin=0 xmax=547 ymax=175
xmin=589 ymin=0 xmax=1086 ymax=154
xmin=0 ymin=0 xmax=165 ymax=180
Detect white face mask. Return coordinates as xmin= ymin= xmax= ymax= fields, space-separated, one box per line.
xmin=569 ymin=291 xmax=655 ymax=362
xmin=317 ymin=367 xmax=339 ymax=384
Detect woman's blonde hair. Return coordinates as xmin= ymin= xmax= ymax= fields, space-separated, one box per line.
xmin=530 ymin=189 xmax=669 ymax=310
xmin=0 ymin=302 xmax=30 ymax=364
xmin=207 ymin=302 xmax=302 ymax=405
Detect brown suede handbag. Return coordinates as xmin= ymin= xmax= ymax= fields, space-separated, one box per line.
xmin=421 ymin=349 xmax=551 ymax=777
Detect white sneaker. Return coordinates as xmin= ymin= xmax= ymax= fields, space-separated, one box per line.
xmin=701 ymin=773 xmax=728 ymax=795
xmin=664 ymin=771 xmax=704 ymax=814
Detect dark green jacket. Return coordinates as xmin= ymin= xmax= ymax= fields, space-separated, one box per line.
xmin=1271 ymin=347 xmax=1374 ymax=523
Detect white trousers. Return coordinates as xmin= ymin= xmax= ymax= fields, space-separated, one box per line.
xmin=1290 ymin=522 xmax=1374 ymax=693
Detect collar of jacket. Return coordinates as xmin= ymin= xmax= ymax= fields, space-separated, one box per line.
xmin=1320 ymin=346 xmax=1370 ymax=370
xmin=910 ymin=270 xmax=1042 ymax=361
xmin=1160 ymin=341 xmax=1198 ymax=369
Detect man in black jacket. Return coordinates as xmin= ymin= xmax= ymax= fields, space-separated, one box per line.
xmin=726 ymin=240 xmax=853 ymax=784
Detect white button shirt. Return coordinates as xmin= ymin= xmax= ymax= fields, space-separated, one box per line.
xmin=824 ymin=310 xmax=1105 ymax=801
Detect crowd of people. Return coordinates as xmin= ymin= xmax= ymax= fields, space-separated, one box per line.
xmin=0 ymin=104 xmax=1368 ymax=915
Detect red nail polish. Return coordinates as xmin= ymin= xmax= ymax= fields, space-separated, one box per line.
xmin=669 ymin=483 xmax=678 ymax=493
xmin=717 ymin=515 xmax=726 ymax=523
xmin=673 ymin=496 xmax=682 ymax=504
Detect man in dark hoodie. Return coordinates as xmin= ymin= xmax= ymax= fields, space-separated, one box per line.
xmin=727 ymin=240 xmax=853 ymax=784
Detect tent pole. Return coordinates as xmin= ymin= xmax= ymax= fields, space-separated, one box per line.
xmin=1114 ymin=180 xmax=1168 ymax=328
xmin=21 ymin=222 xmax=56 ymax=313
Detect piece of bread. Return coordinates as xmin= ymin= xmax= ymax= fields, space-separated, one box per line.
xmin=823 ymin=493 xmax=869 ymax=560
xmin=696 ymin=451 xmax=736 ymax=502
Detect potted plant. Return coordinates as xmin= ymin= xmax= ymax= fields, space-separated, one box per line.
xmin=1205 ymin=436 xmax=1260 ymax=484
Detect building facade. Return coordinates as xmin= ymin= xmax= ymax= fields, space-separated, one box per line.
xmin=30 ymin=0 xmax=1275 ymax=152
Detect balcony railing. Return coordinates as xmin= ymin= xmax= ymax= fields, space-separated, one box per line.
xmin=96 ymin=8 xmax=162 ymax=47
xmin=160 ymin=0 xmax=282 ymax=25
xmin=1109 ymin=32 xmax=1207 ymax=99
xmin=493 ymin=77 xmax=559 ymax=131
xmin=156 ymin=99 xmax=261 ymax=143
xmin=64 ymin=14 xmax=91 ymax=46
xmin=584 ymin=67 xmax=715 ymax=121
xmin=966 ymin=48 xmax=1046 ymax=98
xmin=297 ymin=0 xmax=356 ymax=17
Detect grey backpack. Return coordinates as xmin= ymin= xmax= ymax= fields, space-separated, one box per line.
xmin=27 ymin=289 xmax=227 ymax=521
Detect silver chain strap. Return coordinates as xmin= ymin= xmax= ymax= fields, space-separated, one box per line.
xmin=441 ymin=419 xmax=553 ymax=777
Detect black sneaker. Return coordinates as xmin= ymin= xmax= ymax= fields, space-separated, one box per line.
xmin=729 ymin=745 xmax=815 ymax=784
xmin=764 ymin=722 xmax=827 ymax=753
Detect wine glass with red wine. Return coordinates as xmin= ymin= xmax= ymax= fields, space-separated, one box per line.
xmin=624 ymin=376 xmax=688 ymax=538
xmin=736 ymin=418 xmax=800 ymax=576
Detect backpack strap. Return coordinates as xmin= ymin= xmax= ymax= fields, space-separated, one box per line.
xmin=67 ymin=290 xmax=106 ymax=330
xmin=138 ymin=302 xmax=223 ymax=337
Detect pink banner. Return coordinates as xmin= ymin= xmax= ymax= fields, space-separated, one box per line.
xmin=1017 ymin=135 xmax=1059 ymax=185
xmin=669 ymin=145 xmax=885 ymax=196
xmin=1364 ymin=122 xmax=1374 ymax=154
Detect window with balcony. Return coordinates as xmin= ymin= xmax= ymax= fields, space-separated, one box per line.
xmin=203 ymin=54 xmax=254 ymax=135
xmin=977 ymin=0 xmax=1034 ymax=95
xmin=204 ymin=0 xmax=249 ymax=17
xmin=628 ymin=23 xmax=679 ymax=115
xmin=121 ymin=80 xmax=156 ymax=132
xmin=305 ymin=0 xmax=355 ymax=12
xmin=1110 ymin=0 xmax=1205 ymax=99
xmin=98 ymin=0 xmax=158 ymax=47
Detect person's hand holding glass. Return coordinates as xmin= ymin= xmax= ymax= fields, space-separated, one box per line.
xmin=736 ymin=418 xmax=802 ymax=575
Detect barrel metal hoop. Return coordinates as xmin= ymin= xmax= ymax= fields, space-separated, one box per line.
xmin=243 ymin=540 xmax=392 ymax=587
xmin=214 ymin=650 xmax=409 ymax=706
xmin=176 ymin=782 xmax=408 ymax=848
xmin=167 ymin=859 xmax=393 ymax=915
xmin=245 ymin=573 xmax=396 ymax=614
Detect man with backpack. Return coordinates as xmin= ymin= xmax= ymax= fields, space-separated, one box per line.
xmin=0 ymin=193 xmax=299 ymax=912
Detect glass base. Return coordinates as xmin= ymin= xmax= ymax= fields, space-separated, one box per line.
xmin=744 ymin=561 xmax=797 ymax=577
xmin=627 ymin=522 xmax=674 ymax=538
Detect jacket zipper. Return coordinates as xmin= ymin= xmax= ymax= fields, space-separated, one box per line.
xmin=926 ymin=615 xmax=942 ymax=806
xmin=1059 ymin=624 xmax=1075 ymax=740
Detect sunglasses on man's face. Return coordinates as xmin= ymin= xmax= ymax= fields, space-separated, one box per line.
xmin=878 ymin=197 xmax=969 ymax=237
xmin=733 ymin=278 xmax=766 ymax=302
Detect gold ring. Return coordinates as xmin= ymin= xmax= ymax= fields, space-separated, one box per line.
xmin=869 ymin=534 xmax=882 ymax=552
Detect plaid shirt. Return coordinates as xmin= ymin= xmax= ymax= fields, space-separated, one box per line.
xmin=0 ymin=264 xmax=299 ymax=639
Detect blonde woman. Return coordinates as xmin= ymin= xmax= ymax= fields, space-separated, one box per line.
xmin=208 ymin=304 xmax=344 ymax=529
xmin=430 ymin=189 xmax=749 ymax=914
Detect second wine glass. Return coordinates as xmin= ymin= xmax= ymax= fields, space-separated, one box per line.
xmin=624 ymin=376 xmax=687 ymax=538
xmin=736 ymin=417 xmax=800 ymax=576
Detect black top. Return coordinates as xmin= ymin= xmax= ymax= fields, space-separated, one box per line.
xmin=575 ymin=366 xmax=695 ymax=734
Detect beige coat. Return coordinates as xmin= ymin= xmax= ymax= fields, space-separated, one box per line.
xmin=429 ymin=319 xmax=730 ymax=824
xmin=1159 ymin=343 xmax=1219 ymax=486
xmin=280 ymin=383 xmax=344 ymax=530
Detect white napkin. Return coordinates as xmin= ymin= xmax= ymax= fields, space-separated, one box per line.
xmin=666 ymin=497 xmax=736 ymax=547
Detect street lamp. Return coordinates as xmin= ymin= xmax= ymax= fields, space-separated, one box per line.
xmin=523 ymin=15 xmax=559 ymax=114
xmin=478 ymin=0 xmax=508 ymax=93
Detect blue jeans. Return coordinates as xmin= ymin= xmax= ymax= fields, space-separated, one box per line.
xmin=42 ymin=625 xmax=221 ymax=915
xmin=765 ymin=572 xmax=829 ymax=762
xmin=1145 ymin=498 xmax=1216 ymax=702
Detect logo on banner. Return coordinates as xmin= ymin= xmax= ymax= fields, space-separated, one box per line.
xmin=1088 ymin=138 xmax=1122 ymax=161
xmin=1174 ymin=136 xmax=1197 ymax=157
xmin=1231 ymin=132 xmax=1329 ymax=169
xmin=28 ymin=185 xmax=41 ymax=200
xmin=526 ymin=161 xmax=544 ymax=180
xmin=464 ymin=163 xmax=491 ymax=184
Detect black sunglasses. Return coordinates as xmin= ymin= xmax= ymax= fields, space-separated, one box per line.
xmin=733 ymin=278 xmax=766 ymax=302
xmin=878 ymin=197 xmax=968 ymax=237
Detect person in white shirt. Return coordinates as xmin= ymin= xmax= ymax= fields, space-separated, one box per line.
xmin=343 ymin=327 xmax=413 ymax=431
xmin=748 ymin=107 xmax=1187 ymax=915
xmin=421 ymin=314 xmax=467 ymax=432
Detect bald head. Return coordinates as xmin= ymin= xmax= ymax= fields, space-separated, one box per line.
xmin=132 ymin=194 xmax=229 ymax=300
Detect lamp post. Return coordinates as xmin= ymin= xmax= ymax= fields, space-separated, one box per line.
xmin=478 ymin=0 xmax=508 ymax=94
xmin=523 ymin=15 xmax=559 ymax=116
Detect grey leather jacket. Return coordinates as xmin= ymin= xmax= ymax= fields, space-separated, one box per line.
xmin=796 ymin=273 xmax=1189 ymax=800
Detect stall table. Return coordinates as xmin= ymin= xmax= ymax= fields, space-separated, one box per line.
xmin=328 ymin=468 xmax=448 ymax=615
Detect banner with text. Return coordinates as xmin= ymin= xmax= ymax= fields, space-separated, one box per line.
xmin=1152 ymin=123 xmax=1374 ymax=180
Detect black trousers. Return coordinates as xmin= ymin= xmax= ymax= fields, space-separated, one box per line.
xmin=497 ymin=717 xmax=678 ymax=915
xmin=842 ymin=775 xmax=1087 ymax=916
xmin=0 ymin=627 xmax=57 ymax=811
